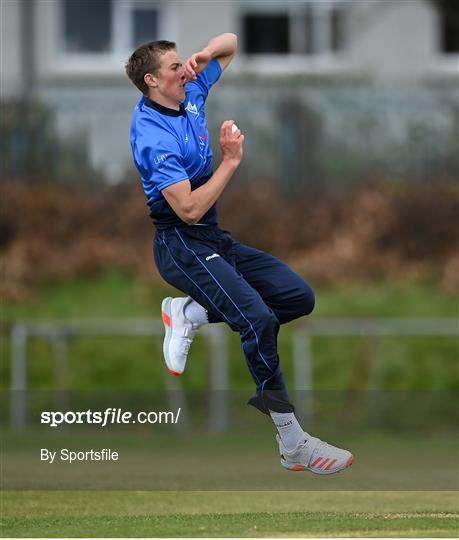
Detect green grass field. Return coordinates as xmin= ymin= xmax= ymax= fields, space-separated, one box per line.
xmin=1 ymin=491 xmax=458 ymax=537
xmin=2 ymin=429 xmax=458 ymax=536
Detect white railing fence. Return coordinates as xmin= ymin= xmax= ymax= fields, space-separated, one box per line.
xmin=8 ymin=318 xmax=458 ymax=431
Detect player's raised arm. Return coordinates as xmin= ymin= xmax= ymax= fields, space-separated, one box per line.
xmin=184 ymin=33 xmax=237 ymax=81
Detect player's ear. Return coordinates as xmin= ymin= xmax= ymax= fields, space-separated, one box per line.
xmin=144 ymin=73 xmax=158 ymax=89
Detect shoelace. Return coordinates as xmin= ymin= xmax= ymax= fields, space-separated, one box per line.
xmin=180 ymin=337 xmax=193 ymax=356
xmin=281 ymin=436 xmax=318 ymax=458
xmin=179 ymin=325 xmax=196 ymax=356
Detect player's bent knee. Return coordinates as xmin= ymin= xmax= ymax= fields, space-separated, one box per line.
xmin=301 ymin=286 xmax=315 ymax=316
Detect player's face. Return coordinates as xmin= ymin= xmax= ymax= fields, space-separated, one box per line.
xmin=155 ymin=49 xmax=187 ymax=106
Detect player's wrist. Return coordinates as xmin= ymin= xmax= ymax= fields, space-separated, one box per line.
xmin=221 ymin=156 xmax=240 ymax=171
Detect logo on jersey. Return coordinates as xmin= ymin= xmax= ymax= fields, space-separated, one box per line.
xmin=197 ymin=130 xmax=208 ymax=161
xmin=205 ymin=253 xmax=220 ymax=261
xmin=185 ymin=102 xmax=199 ymax=117
xmin=153 ymin=153 xmax=170 ymax=166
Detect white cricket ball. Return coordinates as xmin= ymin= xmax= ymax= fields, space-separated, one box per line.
xmin=231 ymin=123 xmax=239 ymax=134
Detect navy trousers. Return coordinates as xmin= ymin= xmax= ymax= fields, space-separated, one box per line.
xmin=154 ymin=225 xmax=315 ymax=414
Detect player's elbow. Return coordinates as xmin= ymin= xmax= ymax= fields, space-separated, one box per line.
xmin=228 ymin=33 xmax=237 ymax=49
xmin=225 ymin=33 xmax=238 ymax=56
xmin=180 ymin=204 xmax=201 ymax=225
xmin=182 ymin=214 xmax=199 ymax=226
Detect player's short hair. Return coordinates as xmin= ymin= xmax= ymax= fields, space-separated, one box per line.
xmin=125 ymin=40 xmax=176 ymax=94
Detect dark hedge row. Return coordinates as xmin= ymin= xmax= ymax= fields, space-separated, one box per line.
xmin=1 ymin=179 xmax=457 ymax=299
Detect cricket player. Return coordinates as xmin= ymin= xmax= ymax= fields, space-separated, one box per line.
xmin=126 ymin=33 xmax=354 ymax=474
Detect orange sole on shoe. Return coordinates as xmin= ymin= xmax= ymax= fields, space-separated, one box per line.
xmin=162 ymin=311 xmax=171 ymax=327
xmin=161 ymin=297 xmax=177 ymax=376
xmin=284 ymin=454 xmax=355 ymax=474
xmin=346 ymin=454 xmax=355 ymax=467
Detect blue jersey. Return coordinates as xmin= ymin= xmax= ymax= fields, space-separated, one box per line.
xmin=130 ymin=58 xmax=222 ymax=228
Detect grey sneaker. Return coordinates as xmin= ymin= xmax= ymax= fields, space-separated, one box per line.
xmin=277 ymin=434 xmax=354 ymax=474
xmin=161 ymin=297 xmax=198 ymax=376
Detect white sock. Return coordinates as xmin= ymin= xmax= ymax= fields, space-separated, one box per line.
xmin=184 ymin=299 xmax=208 ymax=327
xmin=269 ymin=410 xmax=306 ymax=451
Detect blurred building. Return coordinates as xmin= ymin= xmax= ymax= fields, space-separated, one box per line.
xmin=1 ymin=0 xmax=458 ymax=183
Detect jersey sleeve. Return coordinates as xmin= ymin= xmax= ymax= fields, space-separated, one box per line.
xmin=187 ymin=57 xmax=222 ymax=102
xmin=132 ymin=117 xmax=188 ymax=196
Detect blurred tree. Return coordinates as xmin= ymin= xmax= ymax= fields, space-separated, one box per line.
xmin=0 ymin=101 xmax=102 ymax=186
xmin=278 ymin=96 xmax=323 ymax=196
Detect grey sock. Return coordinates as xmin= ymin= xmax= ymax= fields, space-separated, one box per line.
xmin=184 ymin=299 xmax=208 ymax=327
xmin=269 ymin=410 xmax=306 ymax=451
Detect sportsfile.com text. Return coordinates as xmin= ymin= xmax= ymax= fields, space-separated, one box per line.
xmin=40 ymin=408 xmax=181 ymax=427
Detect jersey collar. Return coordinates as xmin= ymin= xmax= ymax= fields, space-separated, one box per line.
xmin=144 ymin=96 xmax=186 ymax=117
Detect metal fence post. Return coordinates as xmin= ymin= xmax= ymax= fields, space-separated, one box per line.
xmin=208 ymin=324 xmax=229 ymax=433
xmin=10 ymin=324 xmax=28 ymax=430
xmin=365 ymin=334 xmax=383 ymax=421
xmin=293 ymin=331 xmax=313 ymax=431
xmin=51 ymin=333 xmax=69 ymax=410
xmin=164 ymin=373 xmax=191 ymax=433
